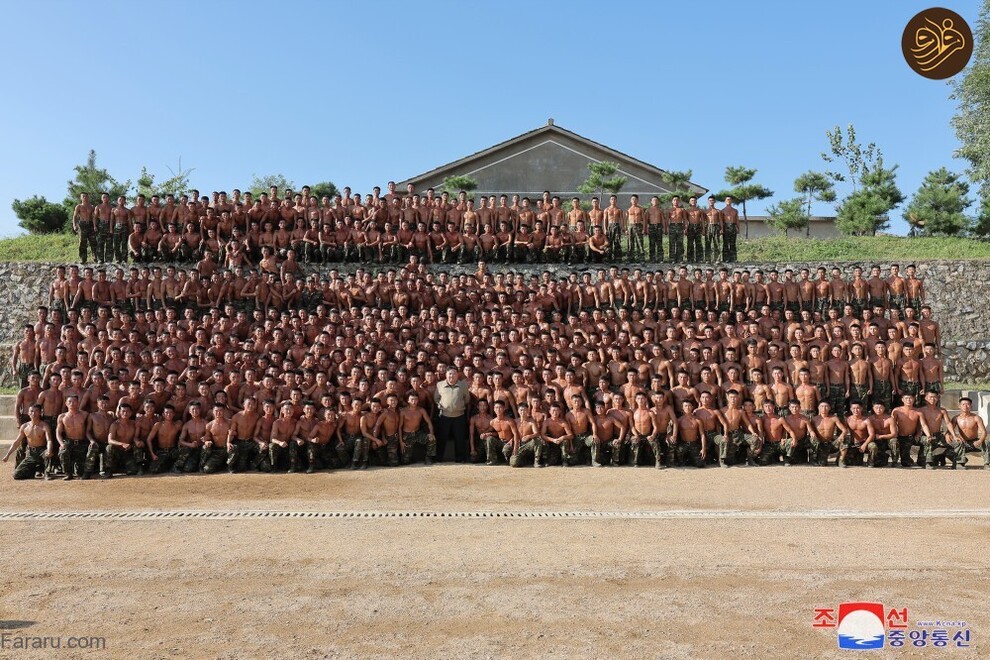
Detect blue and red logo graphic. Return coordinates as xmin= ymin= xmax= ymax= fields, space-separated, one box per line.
xmin=837 ymin=602 xmax=886 ymax=650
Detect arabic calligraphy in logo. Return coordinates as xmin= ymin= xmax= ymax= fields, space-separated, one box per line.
xmin=902 ymin=8 xmax=973 ymax=79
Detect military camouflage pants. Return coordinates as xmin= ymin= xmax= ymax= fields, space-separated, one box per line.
xmin=850 ymin=384 xmax=870 ymax=408
xmin=83 ymin=442 xmax=110 ymax=476
xmin=583 ymin=433 xmax=607 ymax=466
xmin=148 ymin=446 xmax=180 ymax=474
xmin=543 ymin=438 xmax=578 ymax=466
xmin=96 ymin=223 xmax=112 ymax=263
xmin=12 ymin=446 xmax=49 ymax=480
xmin=668 ymin=223 xmax=684 ymax=262
xmin=606 ymin=223 xmax=622 ymax=260
xmin=809 ymin=435 xmax=839 ymax=466
xmin=337 ymin=433 xmax=366 ymax=467
xmin=892 ymin=435 xmax=919 ymax=467
xmin=722 ymin=224 xmax=737 ymax=262
xmin=77 ymin=225 xmax=97 ymax=264
xmin=873 ymin=381 xmax=893 ymax=411
xmin=685 ymin=224 xmax=702 ymax=262
xmin=899 ymin=381 xmax=920 ymax=404
xmin=704 ymin=225 xmax=721 ymax=263
xmin=174 ymin=445 xmax=202 ymax=473
xmin=59 ymin=439 xmax=89 ymax=478
xmin=105 ymin=443 xmax=145 ymax=476
xmin=267 ymin=442 xmax=289 ymax=472
xmin=627 ymin=226 xmax=644 ymax=261
xmin=715 ymin=430 xmax=756 ymax=466
xmin=678 ymin=439 xmax=705 ymax=468
xmin=610 ymin=437 xmax=628 ymax=466
xmin=199 ymin=446 xmax=228 ymax=474
xmin=778 ymin=435 xmax=809 ymax=464
xmin=507 ymin=437 xmax=543 ymax=467
xmin=402 ymin=430 xmax=436 ymax=464
xmin=828 ymin=385 xmax=847 ymax=418
xmin=647 ymin=224 xmax=664 ymax=262
xmin=481 ymin=433 xmax=502 ymax=465
xmin=373 ymin=433 xmax=400 ymax=467
xmin=630 ymin=433 xmax=663 ymax=467
xmin=921 ymin=432 xmax=966 ymax=468
xmin=228 ymin=439 xmax=258 ymax=473
xmin=112 ymin=226 xmax=129 ymax=262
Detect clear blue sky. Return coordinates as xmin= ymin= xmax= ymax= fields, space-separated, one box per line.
xmin=0 ymin=0 xmax=979 ymax=236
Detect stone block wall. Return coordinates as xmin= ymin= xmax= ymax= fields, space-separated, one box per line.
xmin=0 ymin=260 xmax=987 ymax=386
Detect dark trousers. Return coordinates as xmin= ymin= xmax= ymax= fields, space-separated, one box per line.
xmin=435 ymin=414 xmax=469 ymax=463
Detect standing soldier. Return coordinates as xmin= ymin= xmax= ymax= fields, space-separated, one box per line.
xmin=667 ymin=196 xmax=687 ymax=263
xmin=603 ymin=195 xmax=624 ymax=261
xmin=94 ymin=192 xmax=113 ymax=264
xmin=111 ymin=196 xmax=131 ymax=263
xmin=704 ymin=196 xmax=723 ymax=263
xmin=73 ymin=192 xmax=97 ymax=264
xmin=721 ymin=196 xmax=740 ymax=262
xmin=646 ymin=196 xmax=666 ymax=263
xmin=685 ymin=196 xmax=705 ymax=262
xmin=626 ymin=195 xmax=646 ymax=261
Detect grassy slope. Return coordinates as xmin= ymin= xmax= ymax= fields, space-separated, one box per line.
xmin=1 ymin=233 xmax=990 ymax=263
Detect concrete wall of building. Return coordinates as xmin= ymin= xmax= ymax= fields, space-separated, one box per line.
xmin=0 ymin=259 xmax=984 ymax=385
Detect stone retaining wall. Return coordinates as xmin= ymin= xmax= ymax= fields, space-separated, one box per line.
xmin=0 ymin=260 xmax=986 ymax=386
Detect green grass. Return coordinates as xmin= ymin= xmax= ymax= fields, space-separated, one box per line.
xmin=0 ymin=232 xmax=989 ymax=263
xmin=945 ymin=381 xmax=990 ymax=392
xmin=0 ymin=233 xmax=76 ymax=262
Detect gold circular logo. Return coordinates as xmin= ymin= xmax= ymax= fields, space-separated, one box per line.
xmin=902 ymin=7 xmax=973 ymax=79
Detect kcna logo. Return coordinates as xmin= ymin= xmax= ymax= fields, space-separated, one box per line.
xmin=836 ymin=602 xmax=886 ymax=650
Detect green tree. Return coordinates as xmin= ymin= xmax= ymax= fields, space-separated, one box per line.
xmin=902 ymin=168 xmax=973 ymax=236
xmin=12 ymin=196 xmax=70 ymax=234
xmin=656 ymin=169 xmax=695 ymax=206
xmin=950 ymin=0 xmax=990 ymax=203
xmin=309 ymin=181 xmax=339 ymax=201
xmin=713 ymin=165 xmax=773 ymax=238
xmin=135 ymin=159 xmax=194 ymax=201
xmin=835 ymin=158 xmax=905 ymax=236
xmin=766 ymin=198 xmax=809 ymax=237
xmin=64 ymin=150 xmax=130 ymax=218
xmin=821 ymin=124 xmax=879 ymax=192
xmin=973 ymin=196 xmax=990 ymax=236
xmin=577 ymin=161 xmax=627 ymax=199
xmin=793 ymin=171 xmax=836 ymax=236
xmin=440 ymin=175 xmax=478 ymax=197
xmin=250 ymin=173 xmax=296 ymax=198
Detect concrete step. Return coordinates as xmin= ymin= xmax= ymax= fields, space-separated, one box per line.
xmin=0 ymin=395 xmax=13 ymax=417
xmin=0 ymin=415 xmax=19 ymax=441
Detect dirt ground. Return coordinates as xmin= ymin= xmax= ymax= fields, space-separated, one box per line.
xmin=1 ymin=461 xmax=988 ymax=659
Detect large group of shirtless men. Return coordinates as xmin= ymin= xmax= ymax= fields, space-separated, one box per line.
xmin=5 ymin=256 xmax=988 ymax=481
xmin=70 ymin=182 xmax=741 ymax=268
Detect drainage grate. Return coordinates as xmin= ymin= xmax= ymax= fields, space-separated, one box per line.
xmin=0 ymin=509 xmax=989 ymax=521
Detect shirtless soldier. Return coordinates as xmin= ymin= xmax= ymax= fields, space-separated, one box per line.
xmin=147 ymin=404 xmax=183 ymax=473
xmin=57 ymin=394 xmax=89 ymax=480
xmin=399 ymin=391 xmax=436 ymax=465
xmin=487 ymin=400 xmax=516 ymax=467
xmin=175 ymin=401 xmax=207 ymax=473
xmin=106 ymin=403 xmax=142 ymax=477
xmin=810 ymin=401 xmax=847 ymax=467
xmin=200 ymin=402 xmax=233 ymax=473
xmin=890 ymin=394 xmax=931 ymax=468
xmin=228 ymin=396 xmax=261 ymax=472
xmin=542 ymin=402 xmax=575 ymax=467
xmin=5 ymin=405 xmax=54 ymax=480
xmin=509 ymin=402 xmax=542 ymax=467
xmin=842 ymin=401 xmax=876 ymax=468
xmin=952 ymin=397 xmax=988 ymax=469
xmin=372 ymin=394 xmax=402 ymax=467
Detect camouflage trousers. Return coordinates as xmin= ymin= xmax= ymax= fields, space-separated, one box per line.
xmin=265 ymin=442 xmax=289 ymax=472
xmin=606 ymin=223 xmax=622 ymax=261
xmin=228 ymin=439 xmax=258 ymax=473
xmin=668 ymin=223 xmax=684 ymax=262
xmin=850 ymin=383 xmax=870 ymax=408
xmin=401 ymin=430 xmax=436 ymax=464
xmin=337 ymin=433 xmax=367 ymax=467
xmin=373 ymin=433 xmax=400 ymax=467
xmin=678 ymin=439 xmax=705 ymax=468
xmin=543 ymin=437 xmax=579 ymax=466
xmin=899 ymin=381 xmax=921 ymax=403
xmin=199 ymin=446 xmax=228 ymax=474
xmin=828 ymin=384 xmax=847 ymax=418
xmin=481 ymin=433 xmax=503 ymax=465
xmin=892 ymin=435 xmax=920 ymax=467
xmin=148 ymin=446 xmax=180 ymax=474
xmin=647 ymin=224 xmax=664 ymax=262
xmin=704 ymin=224 xmax=721 ymax=263
xmin=627 ymin=225 xmax=645 ymax=261
xmin=610 ymin=437 xmax=628 ymax=466
xmin=921 ymin=432 xmax=967 ymax=468
xmin=95 ymin=223 xmax=112 ymax=263
xmin=715 ymin=429 xmax=757 ymax=466
xmin=873 ymin=381 xmax=893 ymax=411
xmin=12 ymin=446 xmax=49 ymax=480
xmin=60 ymin=439 xmax=89 ymax=477
xmin=722 ymin=224 xmax=737 ymax=262
xmin=685 ymin=223 xmax=702 ymax=262
xmin=809 ymin=435 xmax=839 ymax=466
xmin=630 ymin=433 xmax=665 ymax=467
xmin=77 ymin=225 xmax=97 ymax=264
xmin=84 ymin=442 xmax=109 ymax=476
xmin=174 ymin=445 xmax=202 ymax=473
xmin=106 ymin=443 xmax=145 ymax=476
xmin=507 ymin=437 xmax=543 ymax=467
xmin=582 ymin=433 xmax=608 ymax=466
xmin=779 ymin=435 xmax=809 ymax=464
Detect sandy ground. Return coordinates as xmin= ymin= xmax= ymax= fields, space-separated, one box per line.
xmin=1 ymin=460 xmax=988 ymax=659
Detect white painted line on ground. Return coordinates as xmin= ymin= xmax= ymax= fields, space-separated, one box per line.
xmin=0 ymin=509 xmax=989 ymax=521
